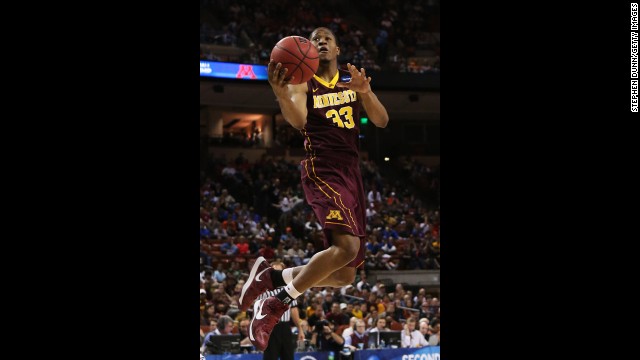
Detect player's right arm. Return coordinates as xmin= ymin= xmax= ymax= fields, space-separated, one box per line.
xmin=268 ymin=61 xmax=308 ymax=130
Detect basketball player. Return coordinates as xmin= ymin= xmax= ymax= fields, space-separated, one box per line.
xmin=242 ymin=27 xmax=389 ymax=351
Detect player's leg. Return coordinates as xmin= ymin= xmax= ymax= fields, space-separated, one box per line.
xmin=240 ymin=230 xmax=362 ymax=310
xmin=313 ymin=266 xmax=356 ymax=287
xmin=265 ymin=263 xmax=354 ymax=287
xmin=288 ymin=229 xmax=359 ymax=291
xmin=281 ymin=233 xmax=364 ymax=287
xmin=248 ymin=230 xmax=359 ymax=351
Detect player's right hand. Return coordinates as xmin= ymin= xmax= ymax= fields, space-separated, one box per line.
xmin=268 ymin=61 xmax=295 ymax=96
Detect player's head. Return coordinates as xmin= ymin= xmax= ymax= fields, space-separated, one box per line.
xmin=310 ymin=27 xmax=339 ymax=63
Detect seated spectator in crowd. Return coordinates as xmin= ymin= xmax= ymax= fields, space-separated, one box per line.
xmin=364 ymin=250 xmax=379 ymax=270
xmin=428 ymin=323 xmax=440 ymax=346
xmin=304 ymin=216 xmax=322 ymax=233
xmin=367 ymin=186 xmax=382 ymax=205
xmin=201 ymin=315 xmax=235 ymax=354
xmin=200 ymin=288 xmax=210 ymax=313
xmin=311 ymin=321 xmax=344 ymax=353
xmin=239 ymin=319 xmax=252 ymax=346
xmin=386 ymin=315 xmax=404 ymax=331
xmin=322 ymin=293 xmax=335 ymax=314
xmin=364 ymin=306 xmax=380 ymax=328
xmin=220 ymin=238 xmax=238 ymax=255
xmin=200 ymin=222 xmax=211 ymax=239
xmin=414 ymin=288 xmax=427 ymax=307
xmin=279 ymin=226 xmax=296 ymax=248
xmin=236 ymin=236 xmax=249 ymax=255
xmin=327 ymin=302 xmax=350 ymax=326
xmin=381 ymin=226 xmax=399 ymax=242
xmin=357 ymin=302 xmax=369 ymax=320
xmin=385 ymin=301 xmax=403 ymax=322
xmin=372 ymin=282 xmax=387 ymax=298
xmin=351 ymin=301 xmax=364 ymax=319
xmin=357 ymin=271 xmax=372 ymax=292
xmin=381 ymin=254 xmax=399 ymax=270
xmin=419 ymin=319 xmax=431 ymax=339
xmin=367 ymin=316 xmax=390 ymax=333
xmin=273 ymin=242 xmax=287 ymax=261
xmin=213 ymin=264 xmax=226 ymax=283
xmin=248 ymin=236 xmax=260 ymax=254
xmin=366 ymin=203 xmax=378 ymax=219
xmin=286 ymin=241 xmax=305 ymax=266
xmin=380 ymin=238 xmax=397 ymax=254
xmin=307 ymin=304 xmax=325 ymax=328
xmin=401 ymin=317 xmax=428 ymax=348
xmin=303 ymin=242 xmax=315 ymax=264
xmin=344 ymin=320 xmax=370 ymax=351
xmin=366 ymin=237 xmax=382 ymax=255
xmin=202 ymin=304 xmax=216 ymax=325
xmin=258 ymin=243 xmax=275 ymax=259
xmin=343 ymin=303 xmax=356 ymax=321
xmin=341 ymin=317 xmax=358 ymax=339
xmin=201 ymin=270 xmax=215 ymax=288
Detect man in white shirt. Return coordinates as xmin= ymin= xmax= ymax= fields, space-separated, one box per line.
xmin=341 ymin=317 xmax=358 ymax=339
xmin=401 ymin=317 xmax=428 ymax=348
xmin=367 ymin=316 xmax=389 ymax=333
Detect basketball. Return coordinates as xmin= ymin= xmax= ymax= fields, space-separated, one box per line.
xmin=270 ymin=36 xmax=319 ymax=85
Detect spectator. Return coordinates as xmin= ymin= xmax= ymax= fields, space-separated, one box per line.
xmin=220 ymin=238 xmax=238 ymax=256
xmin=401 ymin=317 xmax=428 ymax=348
xmin=236 ymin=236 xmax=249 ymax=255
xmin=368 ymin=316 xmax=390 ymax=333
xmin=344 ymin=319 xmax=370 ymax=351
xmin=213 ymin=264 xmax=227 ymax=283
xmin=311 ymin=321 xmax=344 ymax=353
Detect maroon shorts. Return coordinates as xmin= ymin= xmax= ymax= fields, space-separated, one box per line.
xmin=301 ymin=157 xmax=366 ymax=269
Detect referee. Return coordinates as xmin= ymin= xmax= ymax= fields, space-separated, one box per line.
xmin=257 ymin=261 xmax=305 ymax=360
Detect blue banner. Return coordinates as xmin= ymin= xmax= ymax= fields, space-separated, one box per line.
xmin=204 ymin=347 xmax=439 ymax=360
xmin=204 ymin=351 xmax=329 ymax=360
xmin=354 ymin=346 xmax=440 ymax=360
xmin=200 ymin=61 xmax=268 ymax=80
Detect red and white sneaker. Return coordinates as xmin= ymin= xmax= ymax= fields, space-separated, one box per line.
xmin=248 ymin=297 xmax=290 ymax=351
xmin=239 ymin=256 xmax=274 ymax=311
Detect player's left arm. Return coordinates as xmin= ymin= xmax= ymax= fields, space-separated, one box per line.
xmin=336 ymin=63 xmax=389 ymax=128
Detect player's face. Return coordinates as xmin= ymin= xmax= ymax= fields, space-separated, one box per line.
xmin=311 ymin=29 xmax=339 ymax=62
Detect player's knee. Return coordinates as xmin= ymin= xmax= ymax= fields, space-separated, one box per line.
xmin=332 ymin=230 xmax=360 ymax=263
xmin=345 ymin=239 xmax=359 ymax=261
xmin=338 ymin=239 xmax=359 ymax=262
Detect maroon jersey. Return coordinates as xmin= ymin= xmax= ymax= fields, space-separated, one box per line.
xmin=299 ymin=69 xmax=366 ymax=268
xmin=303 ymin=69 xmax=361 ymax=166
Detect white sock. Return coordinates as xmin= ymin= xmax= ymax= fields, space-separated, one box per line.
xmin=284 ymin=282 xmax=302 ymax=299
xmin=283 ymin=268 xmax=294 ymax=284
